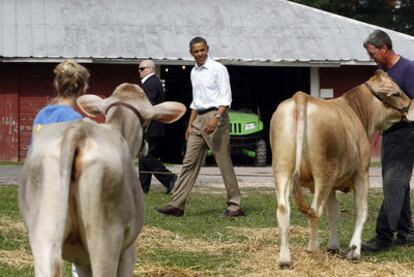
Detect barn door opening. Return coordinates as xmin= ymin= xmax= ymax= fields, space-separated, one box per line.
xmin=160 ymin=64 xmax=310 ymax=165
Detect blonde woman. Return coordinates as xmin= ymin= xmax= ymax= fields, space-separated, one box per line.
xmin=31 ymin=59 xmax=89 ymax=277
xmin=32 ymin=59 xmax=90 ymax=133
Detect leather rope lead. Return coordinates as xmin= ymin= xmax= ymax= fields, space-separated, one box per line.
xmin=364 ymin=82 xmax=409 ymax=115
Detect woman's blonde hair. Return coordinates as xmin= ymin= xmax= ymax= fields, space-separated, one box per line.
xmin=53 ymin=59 xmax=90 ymax=98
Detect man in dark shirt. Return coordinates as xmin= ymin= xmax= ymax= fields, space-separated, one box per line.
xmin=138 ymin=60 xmax=177 ymax=194
xmin=362 ymin=30 xmax=414 ymax=252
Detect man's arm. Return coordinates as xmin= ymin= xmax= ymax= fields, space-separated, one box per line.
xmin=186 ymin=109 xmax=198 ymax=140
xmin=216 ymin=65 xmax=232 ymax=106
xmin=403 ymin=64 xmax=414 ymax=99
xmin=203 ymin=64 xmax=231 ymax=134
xmin=203 ymin=105 xmax=227 ymax=135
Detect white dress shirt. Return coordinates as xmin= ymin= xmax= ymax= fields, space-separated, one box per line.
xmin=189 ymin=57 xmax=232 ymax=111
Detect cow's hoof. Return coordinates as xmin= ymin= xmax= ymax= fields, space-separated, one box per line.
xmin=347 ymin=253 xmax=361 ymax=262
xmin=347 ymin=245 xmax=361 ymax=262
xmin=327 ymin=247 xmax=340 ymax=255
xmin=278 ymin=261 xmax=293 ymax=270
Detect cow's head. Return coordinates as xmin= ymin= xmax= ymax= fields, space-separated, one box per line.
xmin=366 ymin=70 xmax=414 ymax=127
xmin=77 ymin=83 xmax=186 ymax=123
xmin=76 ymin=83 xmax=186 ymax=157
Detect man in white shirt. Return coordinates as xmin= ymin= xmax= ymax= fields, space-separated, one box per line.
xmin=156 ymin=37 xmax=244 ymax=218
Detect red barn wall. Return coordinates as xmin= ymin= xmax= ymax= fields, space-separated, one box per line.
xmin=0 ymin=62 xmax=138 ymax=161
xmin=0 ymin=63 xmax=19 ymax=161
xmin=320 ymin=65 xmax=376 ymax=97
xmin=18 ymin=64 xmax=55 ymax=159
xmin=0 ymin=62 xmax=384 ymax=161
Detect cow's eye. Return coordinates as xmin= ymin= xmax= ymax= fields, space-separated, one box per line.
xmin=392 ymin=92 xmax=400 ymax=97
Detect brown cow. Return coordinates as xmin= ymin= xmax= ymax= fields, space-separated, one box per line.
xmin=19 ymin=83 xmax=186 ymax=276
xmin=269 ymin=70 xmax=414 ymax=268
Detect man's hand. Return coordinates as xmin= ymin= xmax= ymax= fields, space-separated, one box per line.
xmin=204 ymin=117 xmax=219 ymax=134
xmin=185 ymin=125 xmax=192 ymax=141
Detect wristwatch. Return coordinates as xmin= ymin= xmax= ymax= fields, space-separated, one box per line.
xmin=214 ymin=112 xmax=222 ymax=118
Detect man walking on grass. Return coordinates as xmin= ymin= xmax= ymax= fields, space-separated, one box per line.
xmin=155 ymin=37 xmax=245 ymax=218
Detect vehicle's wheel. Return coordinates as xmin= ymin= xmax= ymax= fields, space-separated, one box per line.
xmin=254 ymin=139 xmax=267 ymax=167
xmin=205 ymin=149 xmax=215 ymax=165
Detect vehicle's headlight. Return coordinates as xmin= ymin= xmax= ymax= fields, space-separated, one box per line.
xmin=244 ymin=122 xmax=256 ymax=131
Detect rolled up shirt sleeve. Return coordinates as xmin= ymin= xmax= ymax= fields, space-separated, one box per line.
xmin=216 ymin=65 xmax=232 ymax=107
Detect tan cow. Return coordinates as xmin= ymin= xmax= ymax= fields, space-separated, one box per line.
xmin=270 ymin=70 xmax=414 ymax=268
xmin=19 ymin=83 xmax=186 ymax=276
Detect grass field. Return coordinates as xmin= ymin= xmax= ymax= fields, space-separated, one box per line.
xmin=1 ymin=185 xmax=414 ymax=276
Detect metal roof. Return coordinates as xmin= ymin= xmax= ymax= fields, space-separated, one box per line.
xmin=1 ymin=0 xmax=414 ymax=65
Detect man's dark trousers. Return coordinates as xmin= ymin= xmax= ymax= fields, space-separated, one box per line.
xmin=139 ymin=137 xmax=175 ymax=193
xmin=376 ymin=123 xmax=414 ymax=242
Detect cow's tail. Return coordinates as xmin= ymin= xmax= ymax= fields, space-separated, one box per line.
xmin=53 ymin=122 xmax=87 ymax=275
xmin=293 ymin=93 xmax=318 ymax=219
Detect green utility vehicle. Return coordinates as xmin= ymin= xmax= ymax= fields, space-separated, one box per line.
xmin=228 ymin=110 xmax=267 ymax=166
xmin=207 ymin=109 xmax=267 ymax=166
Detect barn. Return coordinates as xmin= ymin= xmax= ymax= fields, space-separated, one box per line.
xmin=1 ymin=0 xmax=414 ymax=163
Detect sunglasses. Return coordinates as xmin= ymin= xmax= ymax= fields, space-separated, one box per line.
xmin=138 ymin=67 xmax=147 ymax=71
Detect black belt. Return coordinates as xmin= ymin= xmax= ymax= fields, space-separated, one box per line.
xmin=197 ymin=107 xmax=217 ymax=115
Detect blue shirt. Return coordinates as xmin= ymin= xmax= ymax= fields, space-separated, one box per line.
xmin=385 ymin=56 xmax=414 ymax=99
xmin=32 ymin=105 xmax=82 ymax=133
xmin=381 ymin=56 xmax=414 ymax=131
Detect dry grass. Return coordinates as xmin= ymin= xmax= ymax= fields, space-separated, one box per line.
xmin=2 ymin=213 xmax=414 ymax=276
xmin=0 ymin=215 xmax=32 ymax=268
xmin=134 ymin=265 xmax=207 ymax=277
xmin=0 ymin=250 xmax=33 ymax=268
xmin=0 ymin=215 xmax=26 ymax=233
xmin=135 ymin=226 xmax=414 ymax=277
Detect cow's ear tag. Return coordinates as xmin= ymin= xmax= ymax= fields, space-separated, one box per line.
xmin=77 ymin=94 xmax=105 ymax=117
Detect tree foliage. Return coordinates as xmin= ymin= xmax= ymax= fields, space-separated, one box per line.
xmin=290 ymin=0 xmax=414 ymax=36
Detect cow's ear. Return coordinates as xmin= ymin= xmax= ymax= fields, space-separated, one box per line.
xmin=375 ymin=69 xmax=386 ymax=76
xmin=77 ymin=94 xmax=106 ymax=117
xmin=149 ymin=102 xmax=186 ymax=123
